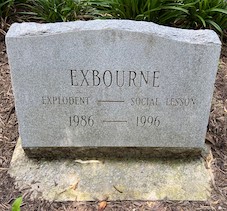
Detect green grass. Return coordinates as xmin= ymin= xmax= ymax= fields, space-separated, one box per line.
xmin=0 ymin=0 xmax=27 ymax=20
xmin=21 ymin=0 xmax=97 ymax=22
xmin=92 ymin=0 xmax=227 ymax=36
xmin=173 ymin=0 xmax=227 ymax=34
xmin=0 ymin=0 xmax=227 ymax=39
xmin=91 ymin=0 xmax=188 ymax=23
xmin=0 ymin=0 xmax=15 ymax=19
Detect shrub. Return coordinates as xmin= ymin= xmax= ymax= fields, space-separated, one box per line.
xmin=173 ymin=0 xmax=227 ymax=35
xmin=22 ymin=0 xmax=97 ymax=22
xmin=1 ymin=0 xmax=227 ymax=40
xmin=0 ymin=0 xmax=15 ymax=20
xmin=0 ymin=0 xmax=27 ymax=20
xmin=92 ymin=0 xmax=227 ymax=37
xmin=0 ymin=0 xmax=27 ymax=35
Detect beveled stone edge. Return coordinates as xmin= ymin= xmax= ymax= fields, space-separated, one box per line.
xmin=6 ymin=20 xmax=221 ymax=45
xmin=23 ymin=143 xmax=208 ymax=160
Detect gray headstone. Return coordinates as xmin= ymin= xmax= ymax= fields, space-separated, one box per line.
xmin=6 ymin=20 xmax=221 ymax=158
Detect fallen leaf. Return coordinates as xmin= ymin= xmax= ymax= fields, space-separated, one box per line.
xmin=211 ymin=199 xmax=220 ymax=205
xmin=146 ymin=201 xmax=166 ymax=210
xmin=224 ymin=99 xmax=227 ymax=113
xmin=113 ymin=185 xmax=123 ymax=193
xmin=206 ymin=133 xmax=215 ymax=145
xmin=98 ymin=201 xmax=107 ymax=211
xmin=146 ymin=201 xmax=156 ymax=208
xmin=75 ymin=159 xmax=103 ymax=164
xmin=69 ymin=180 xmax=80 ymax=190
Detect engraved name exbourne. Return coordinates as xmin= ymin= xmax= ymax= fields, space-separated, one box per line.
xmin=70 ymin=70 xmax=160 ymax=87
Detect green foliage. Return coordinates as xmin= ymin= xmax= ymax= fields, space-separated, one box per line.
xmin=0 ymin=0 xmax=15 ymax=19
xmin=22 ymin=0 xmax=97 ymax=22
xmin=92 ymin=0 xmax=227 ymax=36
xmin=11 ymin=196 xmax=22 ymax=211
xmin=0 ymin=0 xmax=27 ymax=20
xmin=91 ymin=0 xmax=188 ymax=23
xmin=174 ymin=0 xmax=227 ymax=34
xmin=1 ymin=0 xmax=227 ymax=38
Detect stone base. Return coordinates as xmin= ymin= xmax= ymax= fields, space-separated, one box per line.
xmin=23 ymin=146 xmax=204 ymax=159
xmin=9 ymin=138 xmax=212 ymax=201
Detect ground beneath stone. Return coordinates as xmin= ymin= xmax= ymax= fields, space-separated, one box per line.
xmin=0 ymin=38 xmax=227 ymax=210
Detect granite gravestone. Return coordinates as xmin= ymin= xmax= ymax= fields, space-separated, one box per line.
xmin=6 ymin=20 xmax=221 ymax=158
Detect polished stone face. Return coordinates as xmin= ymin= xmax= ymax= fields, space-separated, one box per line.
xmin=6 ymin=20 xmax=221 ymax=156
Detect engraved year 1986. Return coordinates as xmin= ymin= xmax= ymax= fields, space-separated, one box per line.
xmin=136 ymin=116 xmax=160 ymax=127
xmin=69 ymin=115 xmax=94 ymax=127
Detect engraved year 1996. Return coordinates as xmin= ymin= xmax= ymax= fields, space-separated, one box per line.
xmin=136 ymin=116 xmax=160 ymax=127
xmin=69 ymin=115 xmax=94 ymax=127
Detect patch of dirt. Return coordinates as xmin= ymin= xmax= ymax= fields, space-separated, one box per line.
xmin=0 ymin=40 xmax=227 ymax=210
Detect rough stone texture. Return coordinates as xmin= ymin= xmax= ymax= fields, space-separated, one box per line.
xmin=9 ymin=138 xmax=211 ymax=201
xmin=23 ymin=146 xmax=203 ymax=159
xmin=6 ymin=20 xmax=221 ymax=157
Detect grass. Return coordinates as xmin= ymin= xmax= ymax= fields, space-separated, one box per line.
xmin=0 ymin=0 xmax=15 ymax=20
xmin=0 ymin=0 xmax=27 ymax=20
xmin=0 ymin=0 xmax=226 ymax=39
xmin=92 ymin=0 xmax=227 ymax=37
xmin=21 ymin=0 xmax=97 ymax=22
xmin=173 ymin=0 xmax=227 ymax=34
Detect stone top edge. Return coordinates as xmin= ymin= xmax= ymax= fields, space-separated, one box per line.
xmin=6 ymin=19 xmax=221 ymax=45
